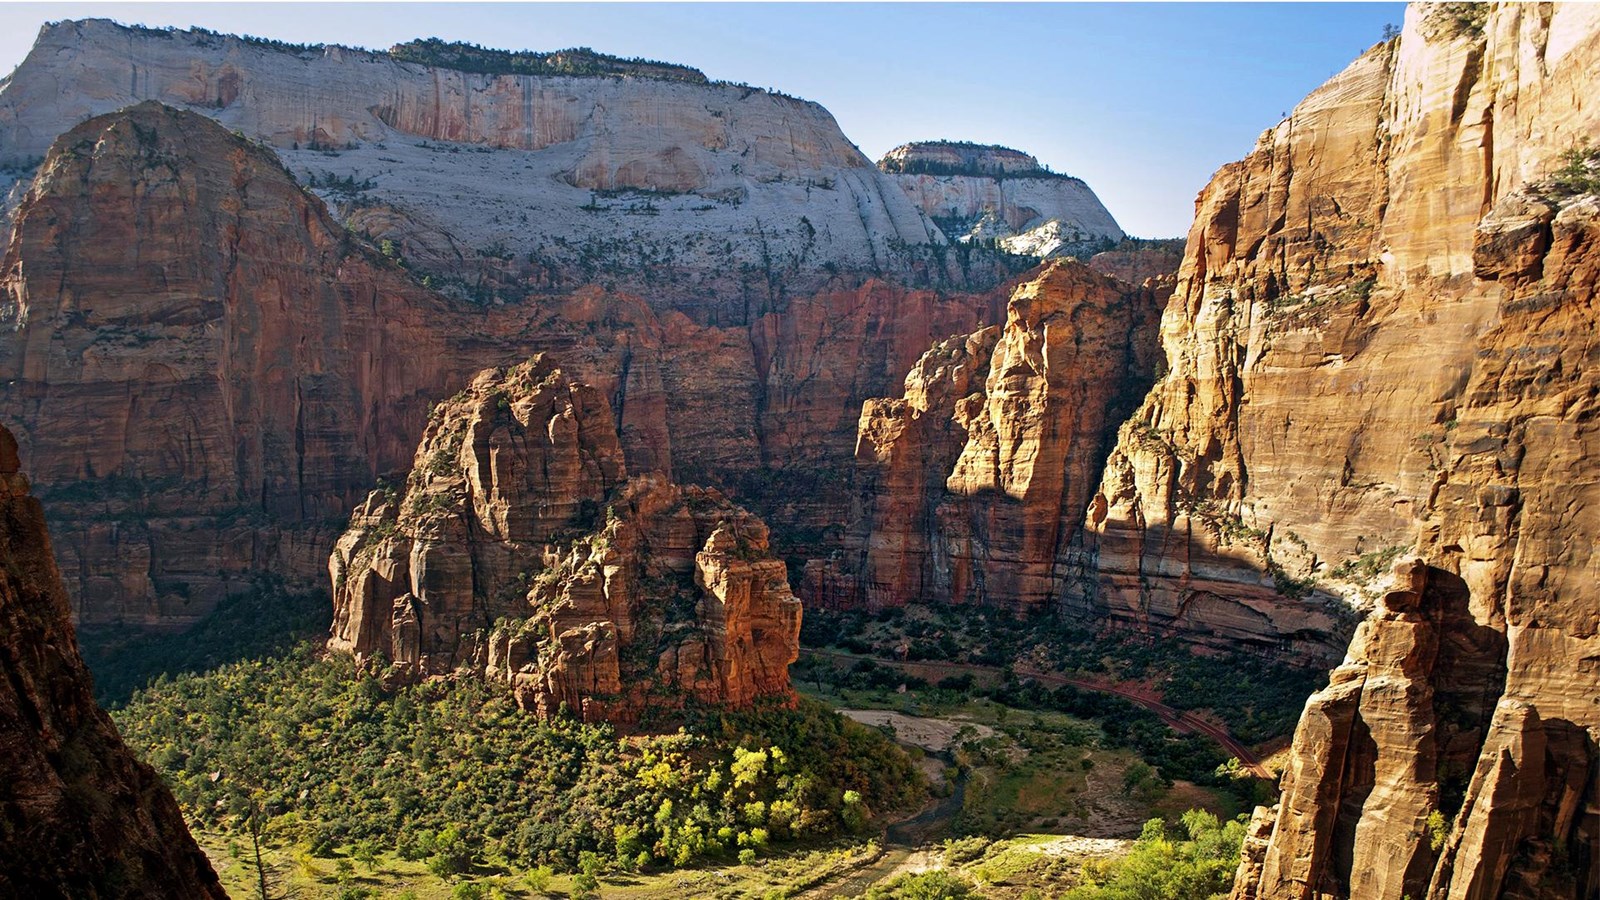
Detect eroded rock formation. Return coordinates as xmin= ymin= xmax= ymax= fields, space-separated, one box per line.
xmin=329 ymin=356 xmax=801 ymax=723
xmin=0 ymin=422 xmax=225 ymax=898
xmin=815 ymin=260 xmax=1162 ymax=611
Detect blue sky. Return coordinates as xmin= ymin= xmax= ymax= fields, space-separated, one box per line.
xmin=0 ymin=3 xmax=1405 ymax=237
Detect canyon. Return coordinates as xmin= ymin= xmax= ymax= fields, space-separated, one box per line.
xmin=0 ymin=2 xmax=1598 ymax=896
xmin=0 ymin=99 xmax=1010 ymax=628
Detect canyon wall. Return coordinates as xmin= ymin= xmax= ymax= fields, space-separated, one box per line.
xmin=0 ymin=423 xmax=225 ymax=898
xmin=329 ymin=356 xmax=801 ymax=723
xmin=812 ymin=261 xmax=1162 ymax=613
xmin=0 ymin=101 xmax=461 ymax=626
xmin=0 ymin=99 xmax=1008 ymax=628
xmin=0 ymin=20 xmax=1079 ymax=312
xmin=1185 ymin=4 xmax=1600 ymax=898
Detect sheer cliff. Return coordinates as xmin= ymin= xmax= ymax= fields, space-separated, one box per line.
xmin=0 ymin=423 xmax=225 ymax=898
xmin=0 ymin=100 xmax=1005 ymax=628
xmin=812 ymin=260 xmax=1163 ymax=612
xmin=1077 ymin=3 xmax=1600 ymax=897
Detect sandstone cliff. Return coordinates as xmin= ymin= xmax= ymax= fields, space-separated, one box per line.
xmin=0 ymin=423 xmax=226 ymax=898
xmin=0 ymin=101 xmax=463 ymax=627
xmin=813 ymin=260 xmax=1161 ymax=612
xmin=329 ymin=356 xmax=801 ymax=723
xmin=0 ymin=19 xmax=1039 ymax=311
xmin=1105 ymin=3 xmax=1600 ymax=898
xmin=0 ymin=98 xmax=1009 ymax=629
xmin=880 ymin=141 xmax=1125 ymax=258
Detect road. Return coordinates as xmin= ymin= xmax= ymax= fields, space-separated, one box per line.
xmin=801 ymin=648 xmax=1272 ymax=779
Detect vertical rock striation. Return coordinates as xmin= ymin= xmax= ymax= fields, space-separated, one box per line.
xmin=816 ymin=260 xmax=1162 ymax=612
xmin=0 ymin=422 xmax=225 ymax=898
xmin=1216 ymin=4 xmax=1600 ymax=898
xmin=0 ymin=98 xmax=1006 ymax=630
xmin=0 ymin=101 xmax=459 ymax=627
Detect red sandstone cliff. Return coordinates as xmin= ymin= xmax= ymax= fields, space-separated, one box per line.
xmin=0 ymin=101 xmax=461 ymax=626
xmin=814 ymin=260 xmax=1163 ymax=612
xmin=0 ymin=100 xmax=1006 ymax=629
xmin=329 ymin=356 xmax=801 ymax=723
xmin=0 ymin=422 xmax=225 ymax=898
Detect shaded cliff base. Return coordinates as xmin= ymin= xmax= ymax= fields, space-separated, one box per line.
xmin=79 ymin=579 xmax=330 ymax=707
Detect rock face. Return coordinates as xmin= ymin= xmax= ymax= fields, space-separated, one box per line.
xmin=1086 ymin=239 xmax=1186 ymax=287
xmin=813 ymin=260 xmax=1162 ymax=611
xmin=329 ymin=356 xmax=801 ymax=722
xmin=880 ymin=141 xmax=1125 ymax=257
xmin=1181 ymin=4 xmax=1600 ymax=899
xmin=0 ymin=422 xmax=225 ymax=899
xmin=0 ymin=98 xmax=1008 ymax=629
xmin=0 ymin=101 xmax=462 ymax=627
xmin=0 ymin=19 xmax=1057 ymax=312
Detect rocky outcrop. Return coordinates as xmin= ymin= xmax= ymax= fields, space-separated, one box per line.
xmin=329 ymin=357 xmax=801 ymax=723
xmin=0 ymin=422 xmax=225 ymax=898
xmin=814 ymin=260 xmax=1161 ymax=611
xmin=1185 ymin=4 xmax=1600 ymax=898
xmin=328 ymin=355 xmax=627 ymax=673
xmin=880 ymin=141 xmax=1124 ymax=257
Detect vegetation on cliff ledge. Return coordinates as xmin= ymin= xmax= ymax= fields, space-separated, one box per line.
xmin=388 ymin=38 xmax=709 ymax=83
xmin=114 ymin=645 xmax=922 ymax=876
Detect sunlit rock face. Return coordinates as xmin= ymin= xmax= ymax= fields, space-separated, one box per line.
xmin=0 ymin=101 xmax=463 ymax=628
xmin=879 ymin=140 xmax=1125 ymax=258
xmin=812 ymin=260 xmax=1163 ymax=613
xmin=0 ymin=423 xmax=226 ymax=899
xmin=0 ymin=18 xmax=1051 ymax=312
xmin=328 ymin=356 xmax=801 ymax=725
xmin=1204 ymin=4 xmax=1600 ymax=898
xmin=0 ymin=97 xmax=1012 ymax=630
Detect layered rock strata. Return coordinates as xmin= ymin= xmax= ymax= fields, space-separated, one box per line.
xmin=1200 ymin=3 xmax=1600 ymax=898
xmin=0 ymin=101 xmax=462 ymax=626
xmin=814 ymin=260 xmax=1162 ymax=612
xmin=0 ymin=99 xmax=1007 ymax=628
xmin=0 ymin=423 xmax=225 ymax=899
xmin=328 ymin=356 xmax=801 ymax=722
xmin=880 ymin=141 xmax=1125 ymax=257
xmin=1069 ymin=2 xmax=1600 ymax=660
xmin=0 ymin=19 xmax=1052 ymax=310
